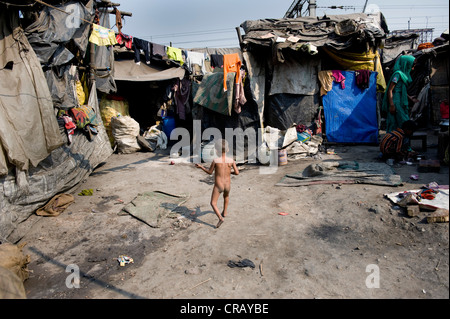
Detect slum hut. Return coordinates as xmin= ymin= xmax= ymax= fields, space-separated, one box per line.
xmin=0 ymin=0 xmax=119 ymax=242
xmin=239 ymin=12 xmax=388 ymax=144
xmin=379 ymin=31 xmax=448 ymax=131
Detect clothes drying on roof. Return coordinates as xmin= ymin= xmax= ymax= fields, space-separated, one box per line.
xmin=133 ymin=37 xmax=151 ymax=64
xmin=89 ymin=24 xmax=117 ymax=46
xmin=151 ymin=42 xmax=167 ymax=59
xmin=186 ymin=51 xmax=207 ymax=75
xmin=166 ymin=47 xmax=184 ymax=65
xmin=116 ymin=32 xmax=133 ymax=50
xmin=210 ymin=54 xmax=224 ymax=69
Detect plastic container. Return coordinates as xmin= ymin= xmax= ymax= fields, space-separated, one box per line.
xmin=201 ymin=142 xmax=217 ymax=163
xmin=162 ymin=116 xmax=176 ymax=139
xmin=297 ymin=131 xmax=311 ymax=143
xmin=278 ymin=149 xmax=287 ymax=166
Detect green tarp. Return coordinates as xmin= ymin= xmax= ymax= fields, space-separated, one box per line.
xmin=193 ymin=71 xmax=235 ymax=116
xmin=276 ymin=161 xmax=402 ymax=187
xmin=122 ymin=191 xmax=189 ymax=228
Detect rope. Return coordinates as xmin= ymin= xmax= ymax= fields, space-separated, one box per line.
xmin=34 ymin=0 xmax=93 ymax=25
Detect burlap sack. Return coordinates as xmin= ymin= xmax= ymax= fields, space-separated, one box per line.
xmin=36 ymin=193 xmax=74 ymax=217
xmin=0 ymin=243 xmax=30 ymax=282
xmin=0 ymin=266 xmax=26 ymax=299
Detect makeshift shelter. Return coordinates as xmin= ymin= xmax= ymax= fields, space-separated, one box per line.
xmin=0 ymin=1 xmax=116 ymax=242
xmin=101 ymin=45 xmax=187 ymax=146
xmin=239 ymin=12 xmax=388 ymax=144
xmin=107 ymin=38 xmax=261 ymax=159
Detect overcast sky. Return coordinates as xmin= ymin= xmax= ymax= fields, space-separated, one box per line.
xmin=112 ymin=0 xmax=449 ymax=48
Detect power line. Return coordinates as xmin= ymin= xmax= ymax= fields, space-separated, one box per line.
xmin=387 ymin=15 xmax=449 ymax=20
xmin=172 ymin=37 xmax=238 ymax=45
xmin=141 ymin=28 xmax=235 ymax=40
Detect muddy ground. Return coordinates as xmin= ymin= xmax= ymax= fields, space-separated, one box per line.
xmin=19 ymin=129 xmax=448 ymax=299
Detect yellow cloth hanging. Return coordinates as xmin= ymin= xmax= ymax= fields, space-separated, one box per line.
xmin=322 ymin=47 xmax=386 ymax=92
xmin=89 ymin=24 xmax=117 ymax=46
xmin=166 ymin=46 xmax=184 ymax=65
xmin=318 ymin=70 xmax=333 ymax=96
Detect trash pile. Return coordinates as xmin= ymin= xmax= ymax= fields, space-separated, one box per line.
xmin=117 ymin=255 xmax=134 ymax=267
xmin=384 ymin=183 xmax=449 ymax=223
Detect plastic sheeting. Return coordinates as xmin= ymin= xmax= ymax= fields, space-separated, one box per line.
xmin=265 ymin=94 xmax=319 ymax=131
xmin=241 ymin=12 xmax=387 ymax=55
xmin=322 ymin=47 xmax=386 ymax=92
xmin=113 ymin=59 xmax=185 ymax=82
xmin=0 ymin=9 xmax=63 ymax=175
xmin=0 ymin=82 xmax=113 ymax=242
xmin=24 ymin=0 xmax=94 ymax=66
xmin=322 ymin=71 xmax=378 ymax=143
xmin=269 ymin=54 xmax=320 ymax=96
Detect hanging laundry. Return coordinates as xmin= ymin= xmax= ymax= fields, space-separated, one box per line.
xmin=62 ymin=115 xmax=76 ymax=144
xmin=186 ymin=51 xmax=207 ymax=75
xmin=70 ymin=105 xmax=99 ymax=129
xmin=173 ymin=78 xmax=191 ymax=120
xmin=355 ymin=70 xmax=371 ymax=90
xmin=318 ymin=70 xmax=333 ymax=96
xmin=210 ymin=54 xmax=224 ymax=69
xmin=223 ymin=53 xmax=242 ymax=92
xmin=151 ymin=42 xmax=167 ymax=59
xmin=89 ymin=24 xmax=117 ymax=46
xmin=112 ymin=7 xmax=122 ymax=33
xmin=234 ymin=69 xmax=246 ymax=114
xmin=116 ymin=32 xmax=133 ymax=50
xmin=332 ymin=70 xmax=345 ymax=89
xmin=133 ymin=37 xmax=151 ymax=64
xmin=166 ymin=46 xmax=184 ymax=65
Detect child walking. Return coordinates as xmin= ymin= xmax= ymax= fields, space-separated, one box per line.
xmin=195 ymin=139 xmax=239 ymax=229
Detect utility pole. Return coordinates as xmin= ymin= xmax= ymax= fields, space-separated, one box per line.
xmin=309 ymin=0 xmax=316 ymax=17
xmin=362 ymin=0 xmax=368 ymax=13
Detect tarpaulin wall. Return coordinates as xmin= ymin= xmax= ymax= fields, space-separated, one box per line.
xmin=322 ymin=71 xmax=378 ymax=143
xmin=265 ymin=94 xmax=319 ymax=131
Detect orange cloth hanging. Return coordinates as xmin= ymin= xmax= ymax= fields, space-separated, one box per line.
xmin=223 ymin=53 xmax=242 ymax=92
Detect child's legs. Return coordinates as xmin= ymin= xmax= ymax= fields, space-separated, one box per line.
xmin=222 ymin=189 xmax=230 ymax=217
xmin=210 ymin=186 xmax=223 ymax=221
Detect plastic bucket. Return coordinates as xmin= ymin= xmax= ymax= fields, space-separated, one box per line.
xmin=278 ymin=149 xmax=287 ymax=166
xmin=162 ymin=116 xmax=176 ymax=139
xmin=201 ymin=142 xmax=217 ymax=163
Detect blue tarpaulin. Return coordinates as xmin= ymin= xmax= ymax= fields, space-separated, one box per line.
xmin=322 ymin=71 xmax=378 ymax=143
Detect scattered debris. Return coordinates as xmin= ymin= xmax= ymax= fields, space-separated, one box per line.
xmin=427 ymin=208 xmax=449 ymax=223
xmin=407 ymin=205 xmax=420 ymax=217
xmin=36 ymin=193 xmax=74 ymax=217
xmin=78 ymin=189 xmax=93 ymax=196
xmin=259 ymin=260 xmax=264 ymax=277
xmin=117 ymin=255 xmax=134 ymax=267
xmin=418 ymin=159 xmax=440 ymax=173
xmin=171 ymin=278 xmax=212 ymax=298
xmin=227 ymin=259 xmax=255 ymax=269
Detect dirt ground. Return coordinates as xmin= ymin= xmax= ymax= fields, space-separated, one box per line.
xmin=19 ymin=129 xmax=449 ymax=299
